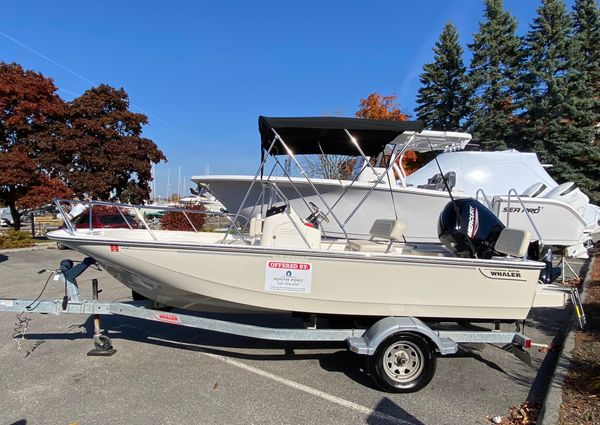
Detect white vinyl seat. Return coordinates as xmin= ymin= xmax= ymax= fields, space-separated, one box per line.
xmin=494 ymin=228 xmax=531 ymax=257
xmin=347 ymin=219 xmax=405 ymax=253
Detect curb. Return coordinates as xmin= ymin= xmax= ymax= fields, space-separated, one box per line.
xmin=0 ymin=242 xmax=56 ymax=253
xmin=538 ymin=256 xmax=594 ymax=425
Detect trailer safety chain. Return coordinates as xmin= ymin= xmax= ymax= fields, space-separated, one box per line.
xmin=11 ymin=270 xmax=56 ymax=352
xmin=12 ymin=312 xmax=30 ymax=351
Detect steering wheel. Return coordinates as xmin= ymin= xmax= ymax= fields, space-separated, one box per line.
xmin=308 ymin=201 xmax=330 ymax=223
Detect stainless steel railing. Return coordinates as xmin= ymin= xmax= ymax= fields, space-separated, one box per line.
xmin=474 ymin=188 xmax=544 ymax=245
xmin=506 ymin=188 xmax=544 ymax=245
xmin=53 ymin=199 xmax=249 ymax=243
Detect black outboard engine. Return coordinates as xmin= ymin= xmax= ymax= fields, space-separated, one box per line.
xmin=438 ymin=199 xmax=505 ymax=259
xmin=438 ymin=198 xmax=562 ymax=283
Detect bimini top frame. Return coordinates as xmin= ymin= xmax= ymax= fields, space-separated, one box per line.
xmin=258 ymin=117 xmax=470 ymax=186
xmin=227 ymin=116 xmax=470 ymax=244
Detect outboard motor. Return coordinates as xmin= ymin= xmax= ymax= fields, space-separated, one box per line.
xmin=438 ymin=198 xmax=505 ymax=259
xmin=438 ymin=198 xmax=562 ymax=283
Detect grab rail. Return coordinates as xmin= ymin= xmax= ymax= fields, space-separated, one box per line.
xmin=475 ymin=188 xmax=493 ymax=210
xmin=506 ymin=189 xmax=544 ymax=245
xmin=475 ymin=187 xmax=544 ymax=246
xmin=52 ymin=199 xmax=248 ymax=244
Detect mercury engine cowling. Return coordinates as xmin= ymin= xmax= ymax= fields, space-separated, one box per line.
xmin=438 ymin=198 xmax=505 ymax=259
xmin=438 ymin=198 xmax=561 ymax=283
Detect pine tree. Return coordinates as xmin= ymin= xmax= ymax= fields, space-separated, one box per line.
xmin=518 ymin=0 xmax=599 ymax=202
xmin=572 ymin=0 xmax=600 ymax=130
xmin=415 ymin=23 xmax=469 ymax=131
xmin=466 ymin=0 xmax=522 ymax=150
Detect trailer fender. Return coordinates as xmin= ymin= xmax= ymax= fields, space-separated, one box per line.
xmin=347 ymin=316 xmax=458 ymax=356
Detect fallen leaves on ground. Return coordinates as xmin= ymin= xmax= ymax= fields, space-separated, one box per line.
xmin=558 ymin=245 xmax=600 ymax=424
xmin=486 ymin=402 xmax=541 ymax=424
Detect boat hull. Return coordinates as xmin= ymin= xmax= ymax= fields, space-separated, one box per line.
xmin=49 ymin=229 xmax=545 ymax=321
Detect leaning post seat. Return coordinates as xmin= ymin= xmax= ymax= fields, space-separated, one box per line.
xmin=347 ymin=219 xmax=406 ymax=253
xmin=259 ymin=207 xmax=321 ymax=249
xmin=416 ymin=171 xmax=456 ymax=191
xmin=494 ymin=228 xmax=531 ymax=258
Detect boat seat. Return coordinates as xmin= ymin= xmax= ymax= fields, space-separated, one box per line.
xmin=347 ymin=219 xmax=405 ymax=253
xmin=494 ymin=228 xmax=531 ymax=257
xmin=416 ymin=171 xmax=456 ymax=191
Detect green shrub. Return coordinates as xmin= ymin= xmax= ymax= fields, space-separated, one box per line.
xmin=0 ymin=230 xmax=35 ymax=249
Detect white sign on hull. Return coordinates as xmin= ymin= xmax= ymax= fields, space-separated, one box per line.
xmin=264 ymin=260 xmax=312 ymax=294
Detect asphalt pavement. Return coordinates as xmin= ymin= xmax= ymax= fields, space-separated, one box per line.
xmin=0 ymin=248 xmax=585 ymax=425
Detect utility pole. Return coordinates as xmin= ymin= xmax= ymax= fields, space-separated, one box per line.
xmin=178 ymin=166 xmax=182 ymax=200
xmin=167 ymin=168 xmax=171 ymax=202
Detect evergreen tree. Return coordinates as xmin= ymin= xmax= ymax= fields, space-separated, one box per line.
xmin=572 ymin=0 xmax=600 ymax=131
xmin=415 ymin=23 xmax=469 ymax=131
xmin=466 ymin=0 xmax=522 ymax=150
xmin=518 ymin=0 xmax=599 ymax=202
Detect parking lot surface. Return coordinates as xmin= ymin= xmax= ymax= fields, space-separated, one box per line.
xmin=0 ymin=249 xmax=582 ymax=424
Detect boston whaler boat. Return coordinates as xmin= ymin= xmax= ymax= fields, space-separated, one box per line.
xmin=1 ymin=116 xmax=583 ymax=393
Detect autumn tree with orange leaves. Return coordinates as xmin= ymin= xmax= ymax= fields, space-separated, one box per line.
xmin=356 ymin=93 xmax=423 ymax=175
xmin=356 ymin=93 xmax=410 ymax=121
xmin=0 ymin=63 xmax=73 ymax=229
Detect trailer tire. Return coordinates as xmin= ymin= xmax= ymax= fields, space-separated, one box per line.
xmin=367 ymin=332 xmax=437 ymax=393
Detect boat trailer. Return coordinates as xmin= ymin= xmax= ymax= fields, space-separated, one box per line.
xmin=0 ymin=257 xmax=567 ymax=393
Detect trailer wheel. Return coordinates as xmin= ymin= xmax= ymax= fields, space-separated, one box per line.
xmin=367 ymin=333 xmax=437 ymax=393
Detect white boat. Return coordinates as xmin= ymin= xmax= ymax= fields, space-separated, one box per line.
xmin=407 ymin=150 xmax=600 ymax=255
xmin=194 ymin=128 xmax=598 ymax=256
xmin=47 ymin=117 xmax=567 ymax=321
xmin=177 ymin=194 xmax=226 ymax=213
xmin=176 ymin=183 xmax=227 ymax=212
xmin=47 ymin=222 xmax=560 ymax=320
xmin=193 ymin=175 xmax=462 ymax=243
xmin=40 ymin=116 xmax=580 ymax=393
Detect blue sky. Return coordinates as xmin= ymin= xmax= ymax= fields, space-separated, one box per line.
xmin=1 ymin=0 xmax=575 ymax=197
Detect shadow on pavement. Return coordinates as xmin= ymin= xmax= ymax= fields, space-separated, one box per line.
xmin=367 ymin=397 xmax=425 ymax=424
xmin=22 ymin=314 xmax=379 ymax=390
xmin=0 ymin=254 xmax=8 ymax=263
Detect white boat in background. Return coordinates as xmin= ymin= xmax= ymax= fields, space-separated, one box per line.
xmin=194 ymin=174 xmax=462 ymax=243
xmin=407 ymin=150 xmax=600 ymax=255
xmin=178 ymin=184 xmax=226 ymax=213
